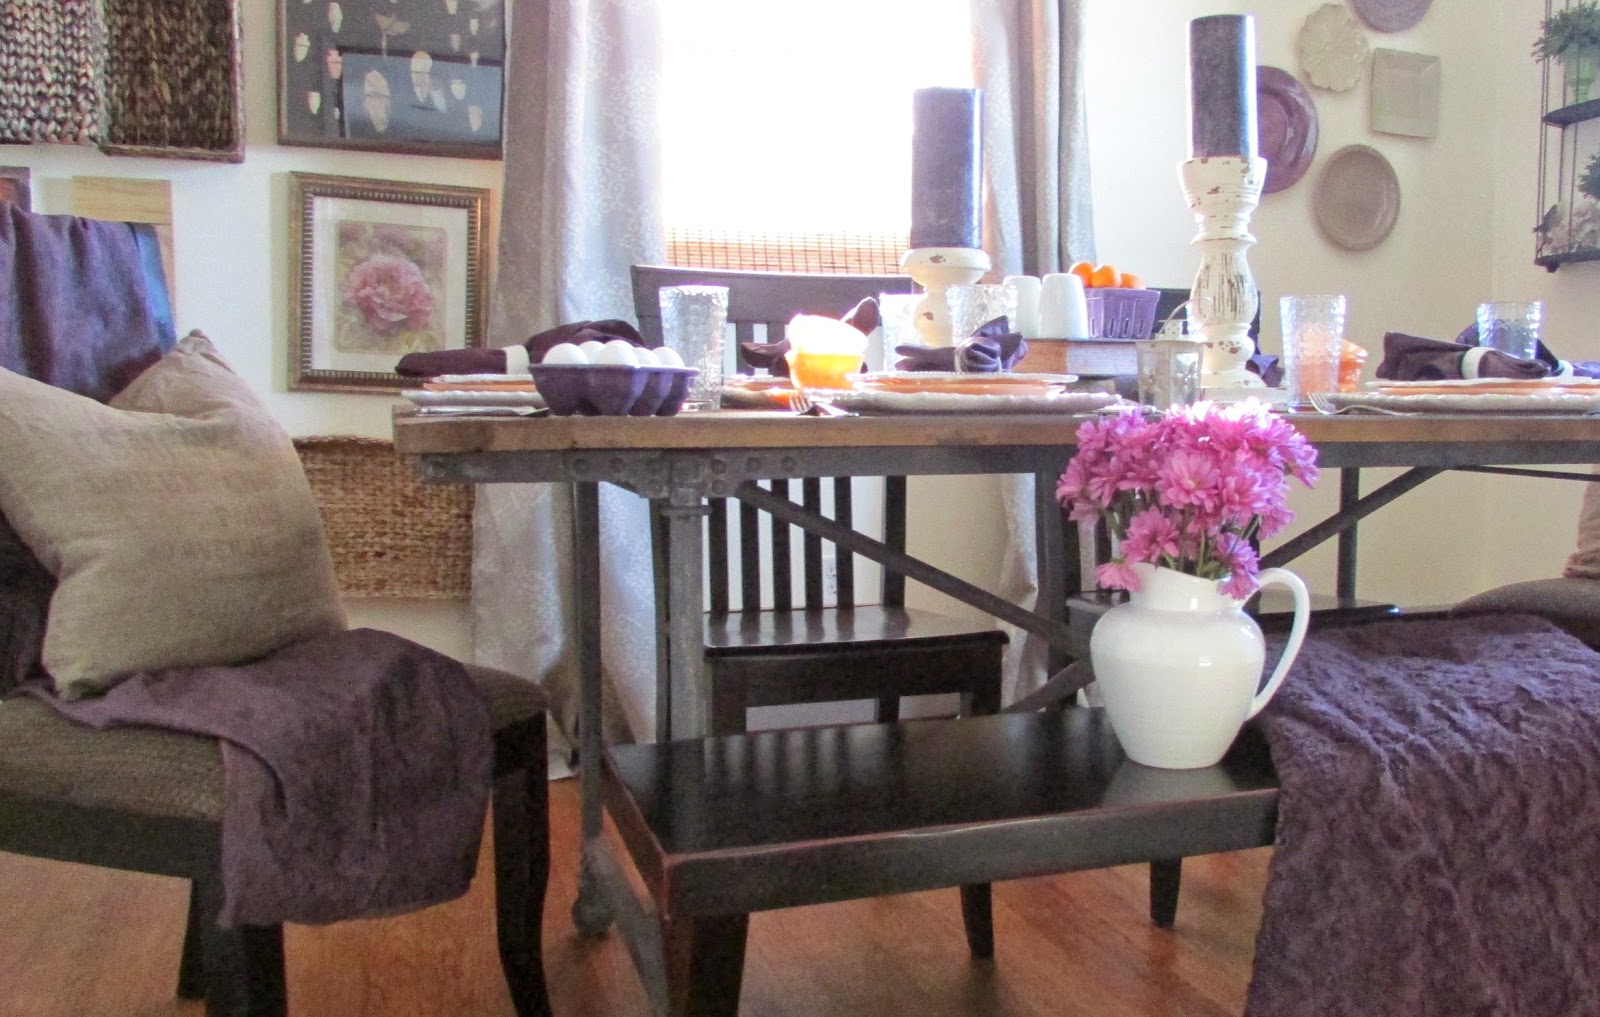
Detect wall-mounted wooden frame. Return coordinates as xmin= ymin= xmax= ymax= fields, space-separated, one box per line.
xmin=289 ymin=173 xmax=489 ymax=394
xmin=277 ymin=0 xmax=505 ymax=159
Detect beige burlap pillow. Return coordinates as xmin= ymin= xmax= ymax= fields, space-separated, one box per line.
xmin=1564 ymin=466 xmax=1600 ymax=579
xmin=0 ymin=331 xmax=346 ymax=698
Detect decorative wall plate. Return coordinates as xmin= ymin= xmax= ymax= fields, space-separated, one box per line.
xmin=1257 ymin=66 xmax=1319 ymax=194
xmin=1297 ymin=4 xmax=1370 ymax=92
xmin=1371 ymin=48 xmax=1441 ymax=138
xmin=1351 ymin=0 xmax=1432 ymax=33
xmin=1312 ymin=145 xmax=1400 ymax=251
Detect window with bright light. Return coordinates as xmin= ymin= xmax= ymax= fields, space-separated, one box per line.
xmin=659 ymin=1 xmax=973 ymax=272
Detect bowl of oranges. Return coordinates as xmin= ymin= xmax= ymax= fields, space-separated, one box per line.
xmin=1071 ymin=262 xmax=1160 ymax=340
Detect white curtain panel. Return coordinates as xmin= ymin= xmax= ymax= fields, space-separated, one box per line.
xmin=971 ymin=0 xmax=1096 ymax=702
xmin=473 ymin=0 xmax=667 ymax=745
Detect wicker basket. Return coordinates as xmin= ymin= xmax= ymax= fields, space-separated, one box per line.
xmin=293 ymin=436 xmax=473 ymax=600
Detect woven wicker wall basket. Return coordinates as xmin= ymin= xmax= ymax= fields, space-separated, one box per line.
xmin=293 ymin=436 xmax=472 ymax=600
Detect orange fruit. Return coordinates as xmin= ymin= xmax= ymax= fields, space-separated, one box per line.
xmin=1068 ymin=261 xmax=1095 ymax=287
xmin=1118 ymin=272 xmax=1143 ymax=289
xmin=1089 ymin=264 xmax=1119 ymax=289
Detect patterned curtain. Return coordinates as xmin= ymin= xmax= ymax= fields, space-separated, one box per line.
xmin=970 ymin=0 xmax=1096 ymax=701
xmin=472 ymin=0 xmax=667 ymax=745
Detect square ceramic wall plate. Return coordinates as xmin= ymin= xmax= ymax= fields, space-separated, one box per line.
xmin=1371 ymin=48 xmax=1441 ymax=138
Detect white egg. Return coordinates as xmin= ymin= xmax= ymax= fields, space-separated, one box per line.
xmin=593 ymin=340 xmax=639 ymax=367
xmin=542 ymin=342 xmax=588 ymax=365
xmin=578 ymin=339 xmax=607 ymax=361
xmin=654 ymin=346 xmax=686 ymax=368
xmin=632 ymin=346 xmax=659 ymax=367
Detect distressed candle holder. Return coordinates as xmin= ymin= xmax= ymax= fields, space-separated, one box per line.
xmin=900 ymin=246 xmax=992 ymax=347
xmin=1180 ymin=155 xmax=1268 ymax=392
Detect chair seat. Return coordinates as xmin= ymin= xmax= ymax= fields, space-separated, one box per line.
xmin=1452 ymin=576 xmax=1600 ymax=648
xmin=705 ymin=605 xmax=1006 ymax=656
xmin=0 ymin=662 xmax=546 ymax=823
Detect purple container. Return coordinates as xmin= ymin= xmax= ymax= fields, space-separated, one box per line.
xmin=1086 ymin=288 xmax=1161 ymax=340
xmin=529 ymin=363 xmax=699 ymax=416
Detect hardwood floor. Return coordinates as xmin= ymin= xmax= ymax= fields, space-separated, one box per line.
xmin=0 ymin=776 xmax=1271 ymax=1017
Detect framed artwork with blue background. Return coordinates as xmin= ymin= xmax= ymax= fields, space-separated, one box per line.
xmin=277 ymin=0 xmax=504 ymax=159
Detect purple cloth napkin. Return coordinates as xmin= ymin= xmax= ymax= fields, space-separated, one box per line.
xmin=0 ymin=204 xmax=175 ymax=402
xmin=1379 ymin=329 xmax=1600 ymax=381
xmin=395 ymin=319 xmax=647 ymax=378
xmin=740 ymin=297 xmax=881 ymax=378
xmin=29 ymin=628 xmax=492 ymax=928
xmin=895 ymin=316 xmax=1029 ymax=373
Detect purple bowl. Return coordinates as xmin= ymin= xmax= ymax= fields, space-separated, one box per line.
xmin=529 ymin=363 xmax=698 ymax=416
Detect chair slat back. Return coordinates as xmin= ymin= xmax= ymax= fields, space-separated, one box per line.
xmin=630 ymin=265 xmax=918 ymax=615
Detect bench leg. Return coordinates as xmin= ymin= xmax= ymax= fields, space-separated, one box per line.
xmin=493 ymin=758 xmax=554 ymax=1017
xmin=1150 ymin=858 xmax=1182 ymax=928
xmin=177 ymin=885 xmax=206 ymax=1000
xmin=190 ymin=868 xmax=287 ymax=1017
xmin=663 ymin=913 xmax=748 ymax=1017
xmin=960 ymin=884 xmax=994 ymax=959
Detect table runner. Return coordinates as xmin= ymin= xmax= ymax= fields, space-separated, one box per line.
xmin=1249 ymin=614 xmax=1600 ymax=1016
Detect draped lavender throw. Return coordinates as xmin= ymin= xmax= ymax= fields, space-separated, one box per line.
xmin=1248 ymin=614 xmax=1600 ymax=1016
xmin=29 ymin=628 xmax=492 ymax=928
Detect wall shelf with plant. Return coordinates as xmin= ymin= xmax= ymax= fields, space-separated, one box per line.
xmin=1536 ymin=1 xmax=1600 ymax=270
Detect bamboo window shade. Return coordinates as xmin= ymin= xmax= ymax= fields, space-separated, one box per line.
xmin=666 ymin=227 xmax=907 ymax=275
xmin=292 ymin=436 xmax=473 ymax=600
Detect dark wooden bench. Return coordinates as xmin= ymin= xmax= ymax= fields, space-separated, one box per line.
xmin=601 ymin=709 xmax=1279 ymax=1016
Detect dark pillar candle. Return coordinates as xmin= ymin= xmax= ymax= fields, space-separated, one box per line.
xmin=1187 ymin=15 xmax=1258 ymax=160
xmin=910 ymin=87 xmax=982 ymax=249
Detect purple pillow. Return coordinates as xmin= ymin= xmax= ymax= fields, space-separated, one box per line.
xmin=0 ymin=516 xmax=52 ymax=694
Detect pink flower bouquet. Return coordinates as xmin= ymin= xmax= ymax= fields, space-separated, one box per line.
xmin=1056 ymin=400 xmax=1319 ymax=600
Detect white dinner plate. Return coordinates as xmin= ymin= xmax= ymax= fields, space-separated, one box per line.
xmin=827 ymin=390 xmax=1118 ymax=415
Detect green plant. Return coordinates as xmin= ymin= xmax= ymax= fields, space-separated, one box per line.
xmin=1581 ymin=151 xmax=1600 ymax=202
xmin=1533 ymin=1 xmax=1600 ymax=60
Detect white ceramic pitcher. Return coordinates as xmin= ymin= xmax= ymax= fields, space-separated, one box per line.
xmin=1089 ymin=562 xmax=1310 ymax=769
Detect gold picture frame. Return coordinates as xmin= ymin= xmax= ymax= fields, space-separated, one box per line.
xmin=289 ymin=172 xmax=488 ymax=393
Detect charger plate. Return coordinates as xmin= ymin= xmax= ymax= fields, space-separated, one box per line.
xmin=827 ymin=389 xmax=1117 ymax=415
xmin=1327 ymin=390 xmax=1600 ymax=413
xmin=853 ymin=371 xmax=1078 ymax=397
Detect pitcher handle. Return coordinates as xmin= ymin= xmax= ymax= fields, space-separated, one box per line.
xmin=1245 ymin=567 xmax=1310 ymax=719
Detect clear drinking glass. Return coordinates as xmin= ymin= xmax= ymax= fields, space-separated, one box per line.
xmin=659 ymin=285 xmax=729 ymax=410
xmin=946 ymin=283 xmax=1018 ymax=344
xmin=1475 ymin=300 xmax=1542 ymax=361
xmin=876 ymin=292 xmax=922 ymax=371
xmin=1279 ymin=294 xmax=1347 ymax=407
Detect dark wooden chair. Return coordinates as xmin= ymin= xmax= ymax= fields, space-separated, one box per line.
xmin=0 ymin=667 xmax=552 ymax=1017
xmin=0 ymin=209 xmax=552 ymax=1017
xmin=630 ymin=265 xmax=1008 ymax=737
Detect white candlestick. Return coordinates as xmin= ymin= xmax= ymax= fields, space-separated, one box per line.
xmin=1180 ymin=155 xmax=1267 ymax=391
xmin=1039 ymin=272 xmax=1088 ymax=338
xmin=1003 ymin=275 xmax=1041 ymax=338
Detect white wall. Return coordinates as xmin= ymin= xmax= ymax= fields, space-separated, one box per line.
xmin=4 ymin=1 xmax=496 ymax=655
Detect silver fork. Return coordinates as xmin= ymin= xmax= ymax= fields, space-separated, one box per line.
xmin=1305 ymin=391 xmax=1411 ymax=416
xmin=785 ymin=388 xmax=852 ymax=416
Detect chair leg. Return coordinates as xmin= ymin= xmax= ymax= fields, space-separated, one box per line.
xmin=663 ymin=913 xmax=749 ymax=1017
xmin=959 ymin=884 xmax=994 ymax=959
xmin=189 ymin=868 xmax=286 ymax=1017
xmin=492 ymin=728 xmax=554 ymax=1017
xmin=177 ymin=884 xmax=206 ymax=1000
xmin=873 ymin=695 xmax=900 ymax=723
xmin=1150 ymin=858 xmax=1183 ymax=928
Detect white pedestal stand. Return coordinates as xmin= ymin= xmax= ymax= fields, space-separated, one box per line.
xmin=900 ymin=246 xmax=992 ymax=347
xmin=1180 ymin=156 xmax=1268 ymax=395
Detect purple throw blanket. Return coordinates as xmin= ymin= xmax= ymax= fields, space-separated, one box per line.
xmin=1249 ymin=614 xmax=1600 ymax=1016
xmin=31 ymin=628 xmax=492 ymax=928
xmin=0 ymin=204 xmax=174 ymax=402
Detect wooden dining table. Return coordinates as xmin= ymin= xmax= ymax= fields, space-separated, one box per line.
xmin=394 ymin=405 xmax=1600 ymax=1011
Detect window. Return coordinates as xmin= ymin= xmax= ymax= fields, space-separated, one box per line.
xmin=658 ymin=1 xmax=973 ymax=273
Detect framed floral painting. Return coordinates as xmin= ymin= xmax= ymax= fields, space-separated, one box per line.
xmin=289 ymin=173 xmax=488 ymax=393
xmin=277 ymin=0 xmax=505 ymax=158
